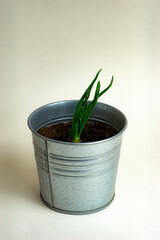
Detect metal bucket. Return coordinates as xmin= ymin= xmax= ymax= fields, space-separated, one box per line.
xmin=28 ymin=100 xmax=127 ymax=214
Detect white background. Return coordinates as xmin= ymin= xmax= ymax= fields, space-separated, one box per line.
xmin=0 ymin=0 xmax=160 ymax=239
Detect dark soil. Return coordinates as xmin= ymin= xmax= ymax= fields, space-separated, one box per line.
xmin=37 ymin=121 xmax=119 ymax=143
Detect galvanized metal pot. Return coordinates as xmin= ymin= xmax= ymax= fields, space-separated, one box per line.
xmin=28 ymin=100 xmax=127 ymax=214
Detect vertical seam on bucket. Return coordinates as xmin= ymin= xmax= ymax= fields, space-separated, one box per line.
xmin=45 ymin=140 xmax=54 ymax=206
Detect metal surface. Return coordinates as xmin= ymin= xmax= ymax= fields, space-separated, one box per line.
xmin=28 ymin=100 xmax=127 ymax=214
xmin=40 ymin=192 xmax=115 ymax=215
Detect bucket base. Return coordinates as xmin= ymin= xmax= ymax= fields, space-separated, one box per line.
xmin=40 ymin=192 xmax=115 ymax=215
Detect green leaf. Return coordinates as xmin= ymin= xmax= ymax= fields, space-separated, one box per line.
xmin=99 ymin=75 xmax=114 ymax=97
xmin=72 ymin=69 xmax=102 ymax=122
xmin=78 ymin=81 xmax=100 ymax=137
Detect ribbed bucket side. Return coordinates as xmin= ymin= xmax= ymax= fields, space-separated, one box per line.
xmin=45 ymin=135 xmax=122 ymax=213
xmin=32 ymin=134 xmax=53 ymax=206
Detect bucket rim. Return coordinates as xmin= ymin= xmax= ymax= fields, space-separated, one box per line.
xmin=27 ymin=100 xmax=128 ymax=145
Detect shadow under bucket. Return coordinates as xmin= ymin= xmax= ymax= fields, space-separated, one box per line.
xmin=28 ymin=100 xmax=127 ymax=214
